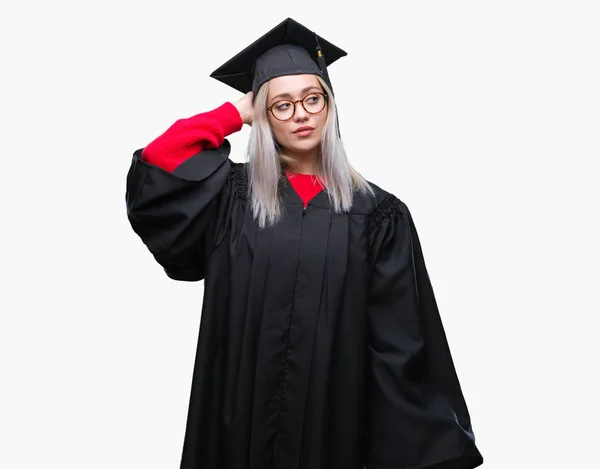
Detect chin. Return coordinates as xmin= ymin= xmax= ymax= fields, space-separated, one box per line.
xmin=285 ymin=138 xmax=320 ymax=154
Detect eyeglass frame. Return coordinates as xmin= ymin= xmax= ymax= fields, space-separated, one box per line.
xmin=266 ymin=92 xmax=328 ymax=121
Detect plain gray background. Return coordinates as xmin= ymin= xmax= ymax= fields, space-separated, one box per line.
xmin=1 ymin=1 xmax=598 ymax=468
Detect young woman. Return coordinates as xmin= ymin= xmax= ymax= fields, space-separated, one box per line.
xmin=126 ymin=18 xmax=484 ymax=469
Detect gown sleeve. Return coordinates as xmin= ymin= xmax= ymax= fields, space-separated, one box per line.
xmin=126 ymin=144 xmax=236 ymax=281
xmin=125 ymin=103 xmax=244 ymax=282
xmin=366 ymin=195 xmax=484 ymax=469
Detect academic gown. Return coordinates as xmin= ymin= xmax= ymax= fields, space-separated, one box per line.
xmin=125 ymin=140 xmax=484 ymax=469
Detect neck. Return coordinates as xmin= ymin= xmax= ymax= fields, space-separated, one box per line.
xmin=283 ymin=148 xmax=319 ymax=175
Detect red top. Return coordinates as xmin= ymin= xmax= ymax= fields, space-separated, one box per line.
xmin=283 ymin=170 xmax=325 ymax=206
xmin=142 ymin=102 xmax=325 ymax=207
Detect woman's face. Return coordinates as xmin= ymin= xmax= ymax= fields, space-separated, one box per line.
xmin=266 ymin=74 xmax=328 ymax=156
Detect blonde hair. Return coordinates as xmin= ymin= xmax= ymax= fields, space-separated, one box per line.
xmin=246 ymin=75 xmax=374 ymax=228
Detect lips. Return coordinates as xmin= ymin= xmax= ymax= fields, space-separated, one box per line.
xmin=293 ymin=126 xmax=315 ymax=136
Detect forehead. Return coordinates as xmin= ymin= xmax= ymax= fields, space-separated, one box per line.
xmin=267 ymin=74 xmax=321 ymax=99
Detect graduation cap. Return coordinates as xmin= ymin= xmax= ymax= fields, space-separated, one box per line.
xmin=209 ymin=17 xmax=347 ymax=97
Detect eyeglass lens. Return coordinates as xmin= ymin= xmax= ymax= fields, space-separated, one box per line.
xmin=271 ymin=93 xmax=326 ymax=120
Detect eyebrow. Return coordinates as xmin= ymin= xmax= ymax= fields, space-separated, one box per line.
xmin=269 ymin=86 xmax=322 ymax=104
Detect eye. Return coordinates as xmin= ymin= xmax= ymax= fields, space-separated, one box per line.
xmin=275 ymin=101 xmax=291 ymax=110
xmin=305 ymin=94 xmax=319 ymax=103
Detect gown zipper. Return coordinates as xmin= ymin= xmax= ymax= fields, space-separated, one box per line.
xmin=273 ymin=200 xmax=307 ymax=462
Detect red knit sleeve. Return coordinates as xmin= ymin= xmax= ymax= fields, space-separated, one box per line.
xmin=141 ymin=101 xmax=244 ymax=173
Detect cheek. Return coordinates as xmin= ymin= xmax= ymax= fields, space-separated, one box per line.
xmin=316 ymin=112 xmax=328 ymax=130
xmin=272 ymin=123 xmax=290 ymax=142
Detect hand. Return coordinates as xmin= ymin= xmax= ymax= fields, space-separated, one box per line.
xmin=233 ymin=91 xmax=254 ymax=126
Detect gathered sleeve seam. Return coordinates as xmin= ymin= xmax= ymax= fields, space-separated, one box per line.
xmin=367 ymin=194 xmax=404 ymax=235
xmin=229 ymin=161 xmax=250 ymax=202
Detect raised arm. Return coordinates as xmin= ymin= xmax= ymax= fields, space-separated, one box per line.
xmin=125 ymin=101 xmax=246 ymax=281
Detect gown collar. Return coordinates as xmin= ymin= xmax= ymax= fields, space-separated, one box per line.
xmin=280 ymin=170 xmax=329 ymax=208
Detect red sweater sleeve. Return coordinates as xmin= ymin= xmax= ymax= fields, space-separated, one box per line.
xmin=141 ymin=101 xmax=243 ymax=173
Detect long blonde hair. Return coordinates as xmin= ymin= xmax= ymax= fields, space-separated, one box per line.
xmin=246 ymin=75 xmax=374 ymax=228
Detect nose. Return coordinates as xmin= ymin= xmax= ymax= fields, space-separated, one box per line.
xmin=293 ymin=102 xmax=310 ymax=121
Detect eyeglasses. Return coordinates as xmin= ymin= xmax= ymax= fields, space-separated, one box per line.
xmin=266 ymin=92 xmax=328 ymax=121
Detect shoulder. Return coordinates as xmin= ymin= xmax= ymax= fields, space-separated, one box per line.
xmin=228 ymin=161 xmax=249 ymax=200
xmin=229 ymin=160 xmax=248 ymax=181
xmin=351 ymin=179 xmax=410 ymax=228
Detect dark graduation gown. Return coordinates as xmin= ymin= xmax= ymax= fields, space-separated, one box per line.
xmin=125 ymin=140 xmax=484 ymax=469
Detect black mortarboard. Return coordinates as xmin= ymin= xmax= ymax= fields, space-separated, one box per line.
xmin=209 ymin=17 xmax=347 ymax=96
